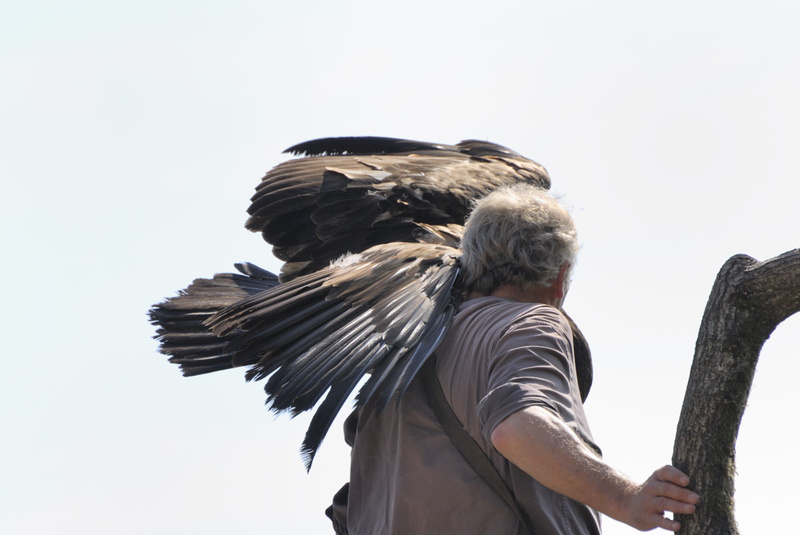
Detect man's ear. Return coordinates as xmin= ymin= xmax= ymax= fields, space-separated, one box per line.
xmin=554 ymin=262 xmax=570 ymax=299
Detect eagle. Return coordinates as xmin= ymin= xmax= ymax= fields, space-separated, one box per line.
xmin=149 ymin=136 xmax=592 ymax=468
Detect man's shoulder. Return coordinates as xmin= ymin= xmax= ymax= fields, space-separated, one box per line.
xmin=499 ymin=301 xmax=572 ymax=342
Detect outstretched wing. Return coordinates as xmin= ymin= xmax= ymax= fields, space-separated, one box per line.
xmin=194 ymin=240 xmax=461 ymax=467
xmin=246 ymin=136 xmax=550 ymax=280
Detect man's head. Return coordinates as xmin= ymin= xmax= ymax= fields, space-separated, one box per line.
xmin=460 ymin=184 xmax=579 ymax=297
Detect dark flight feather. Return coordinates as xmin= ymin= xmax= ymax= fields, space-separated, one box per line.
xmin=149 ymin=263 xmax=279 ymax=376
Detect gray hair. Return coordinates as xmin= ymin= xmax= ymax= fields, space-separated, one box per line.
xmin=460 ymin=184 xmax=579 ymax=295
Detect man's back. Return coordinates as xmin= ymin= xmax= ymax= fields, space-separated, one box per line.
xmin=346 ymin=297 xmax=602 ymax=535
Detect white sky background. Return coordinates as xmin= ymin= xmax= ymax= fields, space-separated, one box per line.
xmin=2 ymin=1 xmax=798 ymax=533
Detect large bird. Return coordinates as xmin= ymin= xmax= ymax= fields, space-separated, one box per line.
xmin=149 ymin=136 xmax=592 ymax=468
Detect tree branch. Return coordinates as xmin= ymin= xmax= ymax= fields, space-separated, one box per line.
xmin=672 ymin=248 xmax=800 ymax=534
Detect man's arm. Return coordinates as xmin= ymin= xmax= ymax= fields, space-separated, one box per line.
xmin=491 ymin=406 xmax=699 ymax=532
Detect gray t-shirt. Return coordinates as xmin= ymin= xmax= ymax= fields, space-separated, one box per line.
xmin=346 ymin=297 xmax=603 ymax=535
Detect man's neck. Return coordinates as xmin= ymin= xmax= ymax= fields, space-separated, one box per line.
xmin=467 ymin=283 xmax=563 ymax=308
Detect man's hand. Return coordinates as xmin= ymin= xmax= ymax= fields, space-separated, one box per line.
xmin=621 ymin=465 xmax=699 ymax=532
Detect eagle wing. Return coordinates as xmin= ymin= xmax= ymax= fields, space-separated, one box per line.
xmin=245 ymin=136 xmax=551 ymax=280
xmin=152 ymin=239 xmax=461 ymax=468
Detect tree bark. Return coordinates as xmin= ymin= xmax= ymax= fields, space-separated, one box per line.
xmin=672 ymin=249 xmax=800 ymax=535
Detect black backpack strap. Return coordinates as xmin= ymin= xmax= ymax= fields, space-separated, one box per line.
xmin=420 ymin=356 xmax=536 ymax=535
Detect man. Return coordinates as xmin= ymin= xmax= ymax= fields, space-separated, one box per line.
xmin=338 ymin=185 xmax=698 ymax=534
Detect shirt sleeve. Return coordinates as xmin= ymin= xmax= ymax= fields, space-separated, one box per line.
xmin=477 ymin=305 xmax=576 ymax=444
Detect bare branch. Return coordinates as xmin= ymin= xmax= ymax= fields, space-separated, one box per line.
xmin=673 ymin=248 xmax=800 ymax=534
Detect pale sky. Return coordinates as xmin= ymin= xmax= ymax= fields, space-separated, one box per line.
xmin=2 ymin=1 xmax=798 ymax=534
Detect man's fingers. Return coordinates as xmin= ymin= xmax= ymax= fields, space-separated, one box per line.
xmin=649 ymin=466 xmax=700 ymax=513
xmin=654 ymin=465 xmax=691 ymax=487
xmin=656 ymin=496 xmax=698 ymax=516
xmin=655 ymin=515 xmax=682 ymax=532
xmin=651 ymin=481 xmax=700 ymax=505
